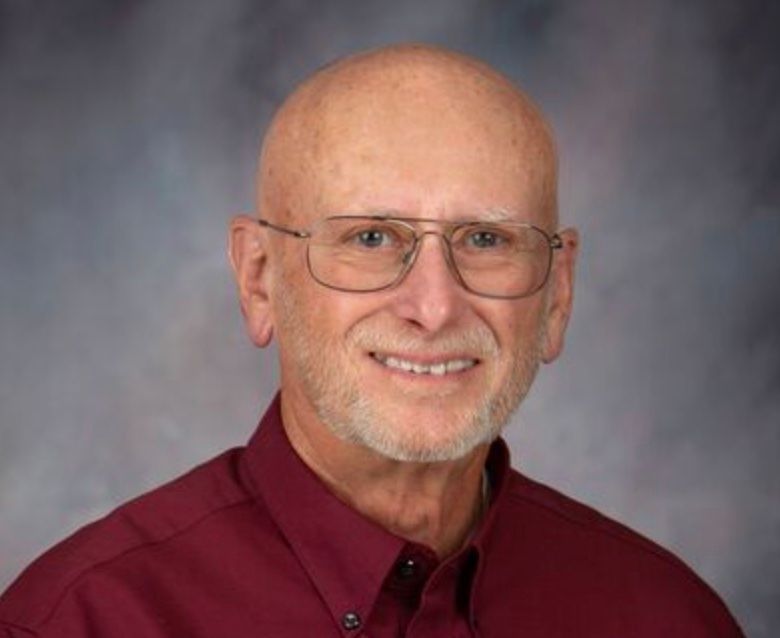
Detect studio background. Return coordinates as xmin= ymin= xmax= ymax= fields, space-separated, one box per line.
xmin=1 ymin=0 xmax=777 ymax=635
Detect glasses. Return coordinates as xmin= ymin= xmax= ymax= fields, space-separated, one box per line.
xmin=257 ymin=215 xmax=563 ymax=299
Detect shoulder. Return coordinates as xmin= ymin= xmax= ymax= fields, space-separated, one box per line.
xmin=488 ymin=469 xmax=744 ymax=636
xmin=0 ymin=447 xmax=256 ymax=634
xmin=502 ymin=469 xmax=692 ymax=567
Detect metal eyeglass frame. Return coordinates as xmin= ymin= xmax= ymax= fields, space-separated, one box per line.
xmin=256 ymin=214 xmax=563 ymax=300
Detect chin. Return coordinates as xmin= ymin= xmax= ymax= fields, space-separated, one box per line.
xmin=371 ymin=437 xmax=490 ymax=463
xmin=323 ymin=399 xmax=502 ymax=463
xmin=367 ymin=425 xmax=496 ymax=463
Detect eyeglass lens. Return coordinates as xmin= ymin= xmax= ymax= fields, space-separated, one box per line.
xmin=306 ymin=217 xmax=553 ymax=298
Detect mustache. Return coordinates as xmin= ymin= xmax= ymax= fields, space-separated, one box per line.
xmin=348 ymin=321 xmax=499 ymax=359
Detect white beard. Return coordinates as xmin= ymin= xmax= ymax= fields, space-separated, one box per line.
xmin=275 ymin=284 xmax=546 ymax=462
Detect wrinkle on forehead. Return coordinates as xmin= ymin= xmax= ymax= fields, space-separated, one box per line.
xmin=257 ymin=43 xmax=558 ymax=228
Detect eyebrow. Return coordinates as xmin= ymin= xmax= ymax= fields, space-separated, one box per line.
xmin=473 ymin=207 xmax=517 ymax=222
xmin=351 ymin=207 xmax=522 ymax=223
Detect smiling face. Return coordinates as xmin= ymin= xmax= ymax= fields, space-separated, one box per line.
xmin=249 ymin=46 xmax=575 ymax=462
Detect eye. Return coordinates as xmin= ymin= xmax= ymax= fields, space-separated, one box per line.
xmin=356 ymin=228 xmax=392 ymax=248
xmin=466 ymin=230 xmax=504 ymax=248
xmin=460 ymin=226 xmax=516 ymax=251
xmin=340 ymin=223 xmax=405 ymax=250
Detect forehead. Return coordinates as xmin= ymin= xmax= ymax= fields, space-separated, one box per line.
xmin=261 ymin=54 xmax=556 ymax=227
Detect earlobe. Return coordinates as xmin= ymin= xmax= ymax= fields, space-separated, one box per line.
xmin=228 ymin=215 xmax=275 ymax=348
xmin=541 ymin=228 xmax=579 ymax=364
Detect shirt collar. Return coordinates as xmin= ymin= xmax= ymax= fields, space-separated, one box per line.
xmin=239 ymin=391 xmax=512 ymax=633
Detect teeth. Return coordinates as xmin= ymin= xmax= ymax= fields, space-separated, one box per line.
xmin=374 ymin=354 xmax=476 ymax=375
xmin=445 ymin=359 xmax=472 ymax=373
xmin=430 ymin=363 xmax=447 ymax=376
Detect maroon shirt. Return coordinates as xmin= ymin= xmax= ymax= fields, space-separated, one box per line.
xmin=1 ymin=394 xmax=744 ymax=637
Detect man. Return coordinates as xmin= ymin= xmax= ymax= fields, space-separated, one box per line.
xmin=0 ymin=44 xmax=744 ymax=637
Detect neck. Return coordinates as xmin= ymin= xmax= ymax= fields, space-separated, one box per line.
xmin=281 ymin=393 xmax=490 ymax=559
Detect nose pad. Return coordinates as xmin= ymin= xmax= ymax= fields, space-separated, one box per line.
xmin=400 ymin=231 xmax=464 ymax=289
xmin=435 ymin=233 xmax=467 ymax=290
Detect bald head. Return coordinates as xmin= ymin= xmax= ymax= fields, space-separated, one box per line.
xmin=257 ymin=43 xmax=558 ymax=229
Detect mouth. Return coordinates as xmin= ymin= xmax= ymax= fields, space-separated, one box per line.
xmin=369 ymin=352 xmax=479 ymax=376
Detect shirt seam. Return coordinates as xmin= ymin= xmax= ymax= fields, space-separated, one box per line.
xmin=0 ymin=619 xmax=39 ymax=637
xmin=504 ymin=488 xmax=731 ymax=604
xmin=30 ymin=497 xmax=253 ymax=632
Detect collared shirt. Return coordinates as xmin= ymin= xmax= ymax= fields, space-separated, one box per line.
xmin=0 ymin=393 xmax=745 ymax=637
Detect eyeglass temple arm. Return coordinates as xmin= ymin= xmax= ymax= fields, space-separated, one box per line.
xmin=256 ymin=218 xmax=311 ymax=239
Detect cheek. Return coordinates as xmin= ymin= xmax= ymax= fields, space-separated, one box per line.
xmin=322 ymin=295 xmax=387 ymax=339
xmin=482 ymin=300 xmax=546 ymax=353
xmin=276 ymin=273 xmax=377 ymax=346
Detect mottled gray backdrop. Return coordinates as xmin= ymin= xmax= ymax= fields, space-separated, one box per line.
xmin=1 ymin=0 xmax=778 ymax=634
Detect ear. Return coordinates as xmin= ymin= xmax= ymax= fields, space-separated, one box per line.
xmin=228 ymin=215 xmax=274 ymax=348
xmin=541 ymin=228 xmax=579 ymax=364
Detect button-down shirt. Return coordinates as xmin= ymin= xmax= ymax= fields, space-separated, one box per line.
xmin=0 ymin=393 xmax=745 ymax=637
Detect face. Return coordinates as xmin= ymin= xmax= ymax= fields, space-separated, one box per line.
xmin=263 ymin=67 xmax=570 ymax=463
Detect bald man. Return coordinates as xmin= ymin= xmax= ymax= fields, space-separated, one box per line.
xmin=1 ymin=45 xmax=744 ymax=637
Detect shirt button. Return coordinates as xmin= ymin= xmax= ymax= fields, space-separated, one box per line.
xmin=396 ymin=557 xmax=417 ymax=579
xmin=341 ymin=611 xmax=361 ymax=630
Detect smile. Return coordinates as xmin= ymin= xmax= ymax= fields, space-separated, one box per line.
xmin=370 ymin=353 xmax=478 ymax=376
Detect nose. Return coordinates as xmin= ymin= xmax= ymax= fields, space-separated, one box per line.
xmin=388 ymin=232 xmax=468 ymax=333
